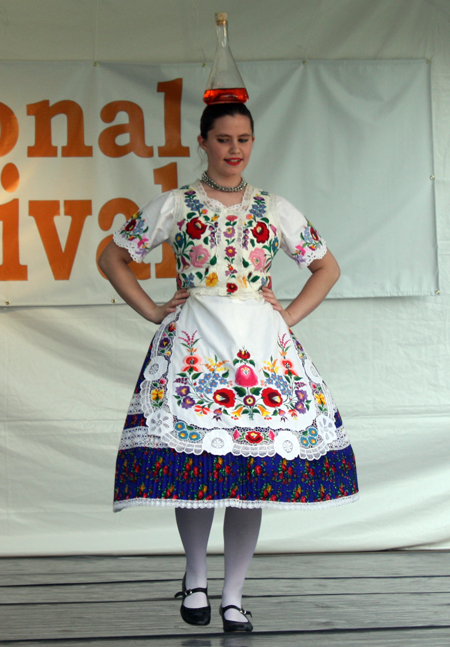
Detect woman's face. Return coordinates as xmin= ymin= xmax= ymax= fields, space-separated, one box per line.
xmin=198 ymin=114 xmax=254 ymax=185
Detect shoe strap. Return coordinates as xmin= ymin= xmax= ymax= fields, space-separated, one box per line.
xmin=221 ymin=604 xmax=252 ymax=618
xmin=175 ymin=586 xmax=208 ymax=599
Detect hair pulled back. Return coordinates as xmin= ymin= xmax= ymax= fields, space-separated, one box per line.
xmin=200 ymin=103 xmax=254 ymax=139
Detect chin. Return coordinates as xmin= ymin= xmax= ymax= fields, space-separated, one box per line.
xmin=223 ymin=164 xmax=244 ymax=174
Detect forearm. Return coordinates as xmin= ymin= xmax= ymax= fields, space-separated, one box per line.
xmin=262 ymin=250 xmax=340 ymax=327
xmin=99 ymin=247 xmax=160 ymax=322
xmin=99 ymin=241 xmax=189 ymax=324
xmin=284 ymin=263 xmax=339 ymax=325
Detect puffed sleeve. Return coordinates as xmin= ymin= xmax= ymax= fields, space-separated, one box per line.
xmin=112 ymin=191 xmax=176 ymax=263
xmin=277 ymin=195 xmax=328 ymax=269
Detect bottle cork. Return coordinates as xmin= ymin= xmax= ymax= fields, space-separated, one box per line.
xmin=215 ymin=12 xmax=227 ymax=24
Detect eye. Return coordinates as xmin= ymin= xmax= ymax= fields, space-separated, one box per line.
xmin=217 ymin=138 xmax=228 ymax=143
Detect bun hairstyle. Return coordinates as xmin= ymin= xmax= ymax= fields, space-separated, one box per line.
xmin=200 ymin=103 xmax=254 ymax=139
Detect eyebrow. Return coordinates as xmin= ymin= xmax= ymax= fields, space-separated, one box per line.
xmin=215 ymin=133 xmax=252 ymax=137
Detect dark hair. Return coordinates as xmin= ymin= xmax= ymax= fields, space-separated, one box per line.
xmin=200 ymin=103 xmax=254 ymax=139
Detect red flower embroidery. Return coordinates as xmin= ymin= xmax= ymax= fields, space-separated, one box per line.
xmin=183 ymin=355 xmax=200 ymax=367
xmin=124 ymin=219 xmax=137 ymax=232
xmin=186 ymin=217 xmax=207 ymax=239
xmin=182 ymin=354 xmax=201 ymax=370
xmin=252 ymin=221 xmax=270 ymax=243
xmin=310 ymin=226 xmax=319 ymax=242
xmin=245 ymin=431 xmax=263 ymax=444
xmin=227 ymin=283 xmax=238 ymax=294
xmin=235 ymin=365 xmax=258 ymax=387
xmin=237 ymin=349 xmax=251 ymax=360
xmin=281 ymin=359 xmax=298 ymax=376
xmin=213 ymin=388 xmax=236 ymax=408
xmin=261 ymin=387 xmax=283 ymax=408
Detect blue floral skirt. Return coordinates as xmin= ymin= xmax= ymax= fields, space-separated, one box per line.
xmin=114 ymin=444 xmax=358 ymax=510
xmin=114 ymin=296 xmax=358 ymax=511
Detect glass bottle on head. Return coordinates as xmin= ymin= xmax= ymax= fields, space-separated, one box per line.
xmin=203 ymin=12 xmax=249 ymax=105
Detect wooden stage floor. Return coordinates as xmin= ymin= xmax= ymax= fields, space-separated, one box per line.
xmin=0 ymin=552 xmax=449 ymax=646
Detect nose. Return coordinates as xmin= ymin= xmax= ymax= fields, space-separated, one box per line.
xmin=229 ymin=139 xmax=240 ymax=153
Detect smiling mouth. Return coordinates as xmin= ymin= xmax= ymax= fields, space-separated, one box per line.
xmin=225 ymin=158 xmax=242 ymax=165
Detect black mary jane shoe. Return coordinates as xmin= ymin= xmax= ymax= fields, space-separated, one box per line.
xmin=174 ymin=574 xmax=211 ymax=626
xmin=219 ymin=604 xmax=253 ymax=633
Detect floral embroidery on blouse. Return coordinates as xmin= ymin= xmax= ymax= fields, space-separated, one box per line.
xmin=172 ymin=188 xmax=218 ymax=289
xmin=113 ymin=182 xmax=327 ymax=296
xmin=292 ymin=220 xmax=325 ymax=268
xmin=118 ymin=210 xmax=151 ymax=260
xmin=173 ymin=186 xmax=279 ymax=295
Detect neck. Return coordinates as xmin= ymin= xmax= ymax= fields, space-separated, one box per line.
xmin=202 ymin=171 xmax=247 ymax=193
xmin=206 ymin=169 xmax=241 ymax=188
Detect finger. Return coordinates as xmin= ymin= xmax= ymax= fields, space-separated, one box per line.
xmin=263 ymin=293 xmax=279 ymax=306
xmin=173 ymin=295 xmax=188 ymax=304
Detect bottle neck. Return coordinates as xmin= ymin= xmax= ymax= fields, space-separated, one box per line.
xmin=216 ymin=21 xmax=228 ymax=48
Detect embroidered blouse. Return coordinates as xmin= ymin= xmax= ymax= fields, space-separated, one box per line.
xmin=113 ymin=180 xmax=327 ymax=298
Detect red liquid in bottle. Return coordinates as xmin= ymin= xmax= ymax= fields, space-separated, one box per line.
xmin=203 ymin=87 xmax=249 ymax=105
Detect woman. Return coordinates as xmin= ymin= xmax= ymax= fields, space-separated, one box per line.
xmin=99 ymin=102 xmax=358 ymax=633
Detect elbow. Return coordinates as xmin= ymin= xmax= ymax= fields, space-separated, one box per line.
xmin=98 ymin=242 xmax=119 ymax=279
xmin=332 ymin=261 xmax=341 ymax=285
xmin=98 ymin=248 xmax=109 ymax=274
xmin=325 ymin=253 xmax=340 ymax=287
xmin=98 ymin=240 xmax=133 ymax=280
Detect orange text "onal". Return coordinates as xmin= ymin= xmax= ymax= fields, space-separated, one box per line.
xmin=1 ymin=78 xmax=190 ymax=159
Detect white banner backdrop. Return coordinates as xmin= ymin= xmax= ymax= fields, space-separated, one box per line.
xmin=0 ymin=59 xmax=437 ymax=306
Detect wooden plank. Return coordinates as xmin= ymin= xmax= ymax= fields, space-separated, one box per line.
xmin=252 ymin=551 xmax=450 ymax=579
xmin=1 ymin=593 xmax=450 ymax=640
xmin=1 ymin=629 xmax=450 ymax=647
xmin=1 ymin=576 xmax=450 ymax=605
xmin=1 ymin=552 xmax=450 ymax=586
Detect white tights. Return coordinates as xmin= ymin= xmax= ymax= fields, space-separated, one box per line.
xmin=175 ymin=507 xmax=262 ymax=622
